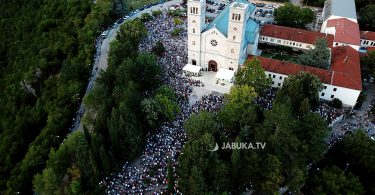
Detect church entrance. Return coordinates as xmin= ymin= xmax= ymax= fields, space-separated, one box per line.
xmin=208 ymin=60 xmax=218 ymax=72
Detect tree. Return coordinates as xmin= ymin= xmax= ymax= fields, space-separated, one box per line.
xmin=185 ymin=111 xmax=218 ymax=140
xmin=151 ymin=41 xmax=165 ymax=56
xmin=141 ymin=98 xmax=162 ymax=128
xmin=276 ymin=71 xmax=323 ymax=115
xmin=274 ymin=3 xmax=314 ymax=28
xmin=178 ymin=133 xmax=229 ymax=194
xmin=151 ymin=10 xmax=162 ymax=17
xmin=308 ymin=130 xmax=375 ymax=194
xmin=167 ymin=158 xmax=175 ymax=194
xmin=297 ymin=38 xmax=331 ymax=69
xmin=361 ymin=50 xmax=375 ymax=77
xmin=359 ymin=4 xmax=375 ymax=31
xmin=33 ymin=132 xmax=103 ymax=195
xmin=304 ymin=166 xmax=364 ymax=195
xmin=235 ymin=57 xmax=272 ymax=94
xmin=140 ymin=13 xmax=153 ymax=22
xmin=117 ymin=19 xmax=147 ymax=49
xmin=330 ymin=98 xmax=343 ymax=109
xmin=218 ymin=85 xmax=258 ymax=133
xmin=174 ymin=18 xmax=183 ymax=25
xmin=107 ymin=103 xmax=143 ymax=160
xmin=257 ymin=154 xmax=283 ymax=193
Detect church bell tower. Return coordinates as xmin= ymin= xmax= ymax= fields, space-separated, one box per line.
xmin=187 ymin=0 xmax=205 ymax=66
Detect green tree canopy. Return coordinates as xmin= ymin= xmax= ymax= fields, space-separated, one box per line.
xmin=276 ymin=71 xmax=323 ymax=115
xmin=304 ymin=166 xmax=364 ymax=195
xmin=274 ymin=3 xmax=314 ymax=28
xmin=235 ymin=57 xmax=272 ymax=94
xmin=297 ymin=38 xmax=331 ymax=69
xmin=359 ymin=4 xmax=375 ymax=31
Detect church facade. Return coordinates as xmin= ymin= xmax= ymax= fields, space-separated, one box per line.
xmin=187 ymin=0 xmax=259 ymax=72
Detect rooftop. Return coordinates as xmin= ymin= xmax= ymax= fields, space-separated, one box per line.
xmin=248 ymin=46 xmax=362 ymax=91
xmin=327 ymin=18 xmax=360 ymax=46
xmin=324 ymin=0 xmax=357 ymax=21
xmin=260 ymin=24 xmax=334 ymax=47
xmin=360 ymin=31 xmax=375 ymax=41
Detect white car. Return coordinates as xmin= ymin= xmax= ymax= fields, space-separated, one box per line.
xmin=265 ymin=4 xmax=272 ymax=9
xmin=123 ymin=15 xmax=129 ymax=20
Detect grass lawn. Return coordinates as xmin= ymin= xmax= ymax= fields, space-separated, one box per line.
xmin=129 ymin=0 xmax=161 ymax=10
xmin=260 ymin=49 xmax=300 ymax=64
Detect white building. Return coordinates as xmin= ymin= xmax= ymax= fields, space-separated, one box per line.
xmin=251 ymin=0 xmax=362 ymax=107
xmin=259 ymin=25 xmax=334 ymax=50
xmin=187 ymin=0 xmax=259 ymax=76
xmin=360 ymin=31 xmax=375 ymax=48
xmin=250 ymin=45 xmax=362 ymax=107
xmin=320 ymin=0 xmax=360 ymax=51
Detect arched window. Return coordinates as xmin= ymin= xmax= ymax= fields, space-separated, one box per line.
xmin=193 ymin=28 xmax=195 ymax=33
xmin=238 ymin=14 xmax=241 ymax=21
xmin=192 ymin=59 xmax=197 ymax=65
xmin=190 ymin=7 xmax=192 ymax=13
xmin=196 ymin=8 xmax=198 ymax=14
xmin=232 ymin=13 xmax=235 ymax=20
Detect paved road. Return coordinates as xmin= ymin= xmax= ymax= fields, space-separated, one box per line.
xmin=70 ymin=0 xmax=182 ymax=131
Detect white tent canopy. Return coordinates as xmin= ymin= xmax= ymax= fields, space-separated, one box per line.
xmin=183 ymin=64 xmax=201 ymax=74
xmin=215 ymin=68 xmax=235 ymax=83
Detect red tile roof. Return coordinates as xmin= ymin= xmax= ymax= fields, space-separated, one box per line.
xmin=368 ymin=47 xmax=375 ymax=52
xmin=327 ymin=18 xmax=360 ymax=46
xmin=260 ymin=24 xmax=334 ymax=47
xmin=330 ymin=46 xmax=362 ymax=90
xmin=247 ymin=46 xmax=362 ymax=90
xmin=360 ymin=31 xmax=375 ymax=41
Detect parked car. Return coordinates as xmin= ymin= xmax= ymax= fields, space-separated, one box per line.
xmin=256 ymin=3 xmax=265 ymax=7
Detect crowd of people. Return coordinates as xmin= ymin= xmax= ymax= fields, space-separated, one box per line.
xmin=329 ymin=98 xmax=375 ymax=146
xmin=254 ymin=87 xmax=277 ymax=110
xmin=192 ymin=94 xmax=224 ymax=113
xmin=106 ymin=11 xmax=191 ymax=194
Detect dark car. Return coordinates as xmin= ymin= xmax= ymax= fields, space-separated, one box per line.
xmin=256 ymin=3 xmax=265 ymax=7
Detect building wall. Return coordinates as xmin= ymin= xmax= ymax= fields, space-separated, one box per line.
xmin=259 ymin=35 xmax=315 ymax=50
xmin=187 ymin=0 xmax=205 ymax=66
xmin=319 ymin=84 xmax=361 ymax=107
xmin=200 ymin=28 xmax=240 ymax=71
xmin=332 ymin=42 xmax=360 ymax=51
xmin=361 ymin=39 xmax=375 ymax=47
xmin=265 ymin=71 xmax=360 ymax=107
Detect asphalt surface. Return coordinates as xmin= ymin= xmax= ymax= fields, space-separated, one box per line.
xmin=70 ymin=0 xmax=182 ymax=132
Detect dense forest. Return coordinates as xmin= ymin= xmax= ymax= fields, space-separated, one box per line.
xmin=0 ymin=0 xmax=127 ymax=193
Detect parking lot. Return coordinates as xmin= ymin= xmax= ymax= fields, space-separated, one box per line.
xmin=203 ymin=0 xmax=323 ymax=30
xmin=251 ymin=3 xmax=279 ymax=25
xmin=204 ymin=0 xmax=276 ymax=25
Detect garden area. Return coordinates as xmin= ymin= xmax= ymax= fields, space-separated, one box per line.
xmin=259 ymin=43 xmax=302 ymax=63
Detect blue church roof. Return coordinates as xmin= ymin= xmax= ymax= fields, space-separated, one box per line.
xmin=203 ymin=0 xmax=257 ymax=38
xmin=245 ymin=19 xmax=258 ymax=44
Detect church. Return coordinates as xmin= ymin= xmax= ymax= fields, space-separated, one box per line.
xmin=187 ymin=0 xmax=259 ymax=75
xmin=185 ymin=0 xmax=375 ymax=107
